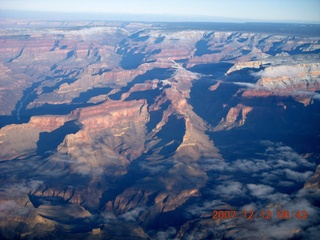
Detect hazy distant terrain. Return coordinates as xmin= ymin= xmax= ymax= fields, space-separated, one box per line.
xmin=0 ymin=20 xmax=319 ymax=239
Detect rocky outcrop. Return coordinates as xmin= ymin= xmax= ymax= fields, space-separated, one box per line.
xmin=256 ymin=63 xmax=320 ymax=92
xmin=30 ymin=186 xmax=83 ymax=204
xmin=225 ymin=55 xmax=320 ymax=106
xmin=1 ymin=19 xmax=320 ymax=239
xmin=226 ymin=61 xmax=264 ymax=75
xmin=1 ymin=20 xmax=319 ymax=116
xmin=0 ymin=115 xmax=68 ymax=160
xmin=0 ymin=20 xmax=126 ymax=115
xmin=59 ymin=100 xmax=149 ymax=168
xmin=305 ymin=165 xmax=320 ymax=189
xmin=214 ymin=104 xmax=253 ymax=131
xmin=28 ymin=115 xmax=71 ymax=131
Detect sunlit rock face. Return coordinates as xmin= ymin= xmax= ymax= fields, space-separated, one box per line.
xmin=0 ymin=20 xmax=320 ymax=239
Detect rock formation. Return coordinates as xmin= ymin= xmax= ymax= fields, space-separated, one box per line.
xmin=0 ymin=19 xmax=319 ymax=239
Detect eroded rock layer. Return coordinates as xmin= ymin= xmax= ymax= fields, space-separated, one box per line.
xmin=0 ymin=20 xmax=319 ymax=239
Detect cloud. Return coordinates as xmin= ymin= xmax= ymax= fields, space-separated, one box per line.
xmin=229 ymin=159 xmax=272 ymax=173
xmin=0 ymin=200 xmax=32 ymax=218
xmin=240 ymin=203 xmax=258 ymax=211
xmin=198 ymin=158 xmax=228 ymax=172
xmin=119 ymin=207 xmax=145 ymax=222
xmin=235 ymin=197 xmax=320 ymax=240
xmin=185 ymin=200 xmax=231 ymax=217
xmin=264 ymin=192 xmax=291 ymax=203
xmin=284 ymin=169 xmax=314 ymax=182
xmin=26 ymin=180 xmax=44 ymax=192
xmin=215 ymin=181 xmax=246 ymax=197
xmin=233 ymin=68 xmax=320 ymax=100
xmin=140 ymin=163 xmax=167 ymax=174
xmin=236 ymin=220 xmax=299 ymax=240
xmin=204 ymin=142 xmax=315 ymax=178
xmin=277 ymin=180 xmax=295 ymax=187
xmin=233 ymin=82 xmax=262 ymax=89
xmin=254 ymin=65 xmax=306 ymax=79
xmin=156 ymin=227 xmax=177 ymax=240
xmin=247 ymin=183 xmax=274 ymax=198
xmin=312 ymin=93 xmax=320 ymax=100
xmin=273 ymin=159 xmax=298 ymax=168
xmin=102 ymin=212 xmax=117 ymax=223
xmin=293 ymin=91 xmax=320 ymax=100
xmin=191 ymin=141 xmax=319 ymax=239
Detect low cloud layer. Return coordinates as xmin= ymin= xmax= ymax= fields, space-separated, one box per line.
xmin=254 ymin=65 xmax=306 ymax=79
xmin=192 ymin=141 xmax=320 ymax=239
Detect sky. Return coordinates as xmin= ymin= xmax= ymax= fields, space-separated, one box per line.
xmin=0 ymin=0 xmax=320 ymax=23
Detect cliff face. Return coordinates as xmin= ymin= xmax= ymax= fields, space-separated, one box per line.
xmin=59 ymin=99 xmax=149 ymax=171
xmin=1 ymin=22 xmax=319 ymax=116
xmin=213 ymin=104 xmax=253 ymax=131
xmin=256 ymin=63 xmax=320 ymax=91
xmin=0 ymin=115 xmax=69 ymax=160
xmin=226 ymin=56 xmax=320 ymax=110
xmin=0 ymin=20 xmax=319 ymax=239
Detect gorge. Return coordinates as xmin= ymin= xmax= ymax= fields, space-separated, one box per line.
xmin=0 ymin=20 xmax=319 ymax=239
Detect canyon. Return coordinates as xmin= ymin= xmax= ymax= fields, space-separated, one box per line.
xmin=0 ymin=20 xmax=319 ymax=239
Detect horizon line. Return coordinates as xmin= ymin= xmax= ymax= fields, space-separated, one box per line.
xmin=1 ymin=9 xmax=320 ymax=25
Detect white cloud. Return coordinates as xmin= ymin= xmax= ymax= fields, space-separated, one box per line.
xmin=247 ymin=184 xmax=274 ymax=198
xmin=198 ymin=158 xmax=228 ymax=172
xmin=255 ymin=65 xmax=306 ymax=79
xmin=156 ymin=227 xmax=177 ymax=240
xmin=185 ymin=200 xmax=231 ymax=217
xmin=0 ymin=200 xmax=32 ymax=218
xmin=230 ymin=159 xmax=272 ymax=173
xmin=277 ymin=180 xmax=295 ymax=187
xmin=198 ymin=141 xmax=319 ymax=240
xmin=215 ymin=181 xmax=246 ymax=197
xmin=312 ymin=93 xmax=320 ymax=100
xmin=233 ymin=82 xmax=263 ymax=89
xmin=119 ymin=207 xmax=145 ymax=222
xmin=140 ymin=163 xmax=167 ymax=174
xmin=284 ymin=169 xmax=314 ymax=182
